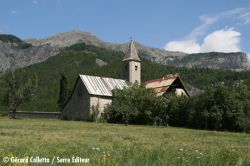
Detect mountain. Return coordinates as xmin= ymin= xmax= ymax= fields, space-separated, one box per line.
xmin=0 ymin=30 xmax=248 ymax=72
xmin=25 ymin=30 xmax=249 ymax=70
xmin=25 ymin=30 xmax=187 ymax=61
xmin=25 ymin=30 xmax=108 ymax=48
xmin=0 ymin=34 xmax=59 ymax=72
xmin=160 ymin=52 xmax=248 ymax=70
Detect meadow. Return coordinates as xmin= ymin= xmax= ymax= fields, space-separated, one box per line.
xmin=0 ymin=117 xmax=249 ymax=166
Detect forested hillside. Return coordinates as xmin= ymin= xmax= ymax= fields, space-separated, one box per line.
xmin=0 ymin=43 xmax=250 ymax=113
xmin=0 ymin=34 xmax=32 ymax=49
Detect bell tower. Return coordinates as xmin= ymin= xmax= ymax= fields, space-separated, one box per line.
xmin=122 ymin=40 xmax=141 ymax=84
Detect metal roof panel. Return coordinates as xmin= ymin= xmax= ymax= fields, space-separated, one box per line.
xmin=79 ymin=75 xmax=128 ymax=97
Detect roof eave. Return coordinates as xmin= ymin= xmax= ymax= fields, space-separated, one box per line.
xmin=122 ymin=58 xmax=141 ymax=62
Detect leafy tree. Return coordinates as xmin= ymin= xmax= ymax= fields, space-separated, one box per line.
xmin=168 ymin=95 xmax=190 ymax=127
xmin=5 ymin=70 xmax=38 ymax=118
xmin=151 ymin=96 xmax=168 ymax=126
xmin=57 ymin=73 xmax=69 ymax=111
xmin=188 ymin=85 xmax=250 ymax=132
xmin=106 ymin=84 xmax=161 ymax=125
xmin=90 ymin=104 xmax=100 ymax=122
xmin=232 ymin=84 xmax=250 ymax=132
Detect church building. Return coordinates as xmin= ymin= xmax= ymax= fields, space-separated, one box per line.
xmin=61 ymin=40 xmax=188 ymax=120
xmin=61 ymin=40 xmax=140 ymax=120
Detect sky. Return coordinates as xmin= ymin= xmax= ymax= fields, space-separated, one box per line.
xmin=0 ymin=0 xmax=250 ymax=57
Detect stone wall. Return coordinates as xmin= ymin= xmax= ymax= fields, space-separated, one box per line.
xmin=129 ymin=61 xmax=141 ymax=84
xmin=10 ymin=111 xmax=60 ymax=119
xmin=90 ymin=96 xmax=112 ymax=117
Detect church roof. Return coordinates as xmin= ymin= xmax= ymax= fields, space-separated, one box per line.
xmin=122 ymin=40 xmax=141 ymax=62
xmin=144 ymin=75 xmax=189 ymax=96
xmin=79 ymin=75 xmax=128 ymax=97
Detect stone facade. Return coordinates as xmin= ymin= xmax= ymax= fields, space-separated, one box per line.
xmin=61 ymin=79 xmax=91 ymax=120
xmin=124 ymin=60 xmax=141 ymax=85
xmin=89 ymin=96 xmax=112 ymax=117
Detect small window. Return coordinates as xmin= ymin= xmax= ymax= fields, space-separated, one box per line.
xmin=135 ymin=65 xmax=138 ymax=71
xmin=125 ymin=64 xmax=128 ymax=71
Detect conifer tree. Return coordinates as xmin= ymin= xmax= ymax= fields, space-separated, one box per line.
xmin=57 ymin=73 xmax=68 ymax=111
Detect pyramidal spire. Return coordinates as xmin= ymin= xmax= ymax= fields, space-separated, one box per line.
xmin=122 ymin=40 xmax=141 ymax=61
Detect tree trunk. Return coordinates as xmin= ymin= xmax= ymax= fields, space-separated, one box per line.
xmin=11 ymin=108 xmax=16 ymax=119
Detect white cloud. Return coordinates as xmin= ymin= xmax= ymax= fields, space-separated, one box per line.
xmin=188 ymin=15 xmax=218 ymax=39
xmin=240 ymin=12 xmax=250 ymax=24
xmin=165 ymin=28 xmax=241 ymax=53
xmin=165 ymin=40 xmax=200 ymax=54
xmin=164 ymin=8 xmax=250 ymax=54
xmin=200 ymin=28 xmax=241 ymax=52
xmin=186 ymin=8 xmax=250 ymax=39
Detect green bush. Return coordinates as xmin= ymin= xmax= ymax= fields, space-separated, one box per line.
xmin=105 ymin=84 xmax=250 ymax=133
xmin=106 ymin=84 xmax=165 ymax=125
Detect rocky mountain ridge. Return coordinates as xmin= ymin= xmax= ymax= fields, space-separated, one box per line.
xmin=25 ymin=30 xmax=187 ymax=61
xmin=0 ymin=30 xmax=248 ymax=72
xmin=0 ymin=40 xmax=59 ymax=72
xmin=25 ymin=30 xmax=248 ymax=70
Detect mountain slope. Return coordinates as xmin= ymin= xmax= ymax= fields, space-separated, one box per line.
xmin=1 ymin=31 xmax=186 ymax=72
xmin=160 ymin=52 xmax=248 ymax=70
xmin=0 ymin=31 xmax=248 ymax=72
xmin=0 ymin=34 xmax=59 ymax=72
xmin=25 ymin=30 xmax=249 ymax=70
xmin=25 ymin=30 xmax=187 ymax=61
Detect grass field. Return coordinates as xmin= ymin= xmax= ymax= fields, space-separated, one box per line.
xmin=0 ymin=118 xmax=249 ymax=166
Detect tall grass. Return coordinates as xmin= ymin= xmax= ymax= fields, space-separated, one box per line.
xmin=0 ymin=118 xmax=249 ymax=165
